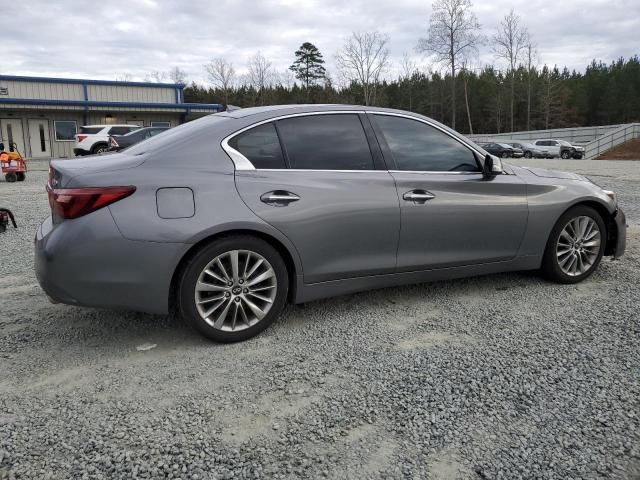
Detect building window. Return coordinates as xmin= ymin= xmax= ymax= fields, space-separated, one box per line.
xmin=54 ymin=121 xmax=77 ymax=142
xmin=151 ymin=121 xmax=171 ymax=128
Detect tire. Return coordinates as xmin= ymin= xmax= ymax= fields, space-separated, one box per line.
xmin=541 ymin=205 xmax=606 ymax=284
xmin=5 ymin=172 xmax=17 ymax=182
xmin=524 ymin=151 xmax=532 ymax=159
xmin=178 ymin=235 xmax=289 ymax=343
xmin=561 ymin=150 xmax=570 ymax=159
xmin=91 ymin=143 xmax=108 ymax=155
xmin=501 ymin=151 xmax=510 ymax=158
xmin=16 ymin=172 xmax=25 ymax=181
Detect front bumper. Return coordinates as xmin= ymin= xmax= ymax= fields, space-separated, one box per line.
xmin=35 ymin=209 xmax=189 ymax=315
xmin=612 ymin=208 xmax=627 ymax=259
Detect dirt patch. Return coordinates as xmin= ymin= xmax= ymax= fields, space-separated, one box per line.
xmin=596 ymin=139 xmax=640 ymax=160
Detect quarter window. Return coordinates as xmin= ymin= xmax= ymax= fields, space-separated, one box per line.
xmin=373 ymin=115 xmax=479 ymax=172
xmin=228 ymin=123 xmax=286 ymax=169
xmin=277 ymin=114 xmax=374 ymax=170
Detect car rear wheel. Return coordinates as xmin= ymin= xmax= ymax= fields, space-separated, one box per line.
xmin=92 ymin=143 xmax=108 ymax=155
xmin=16 ymin=172 xmax=25 ymax=181
xmin=541 ymin=205 xmax=606 ymax=284
xmin=5 ymin=172 xmax=17 ymax=182
xmin=501 ymin=152 xmax=509 ymax=158
xmin=561 ymin=150 xmax=571 ymax=159
xmin=524 ymin=151 xmax=532 ymax=159
xmin=178 ymin=235 xmax=289 ymax=342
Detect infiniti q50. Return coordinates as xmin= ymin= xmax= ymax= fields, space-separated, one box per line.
xmin=36 ymin=105 xmax=626 ymax=342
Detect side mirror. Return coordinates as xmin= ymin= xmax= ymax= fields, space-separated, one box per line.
xmin=483 ymin=154 xmax=503 ymax=179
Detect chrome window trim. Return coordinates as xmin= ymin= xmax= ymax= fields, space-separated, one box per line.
xmin=221 ymin=109 xmax=487 ymax=173
xmin=388 ymin=170 xmax=482 ymax=175
xmin=365 ymin=110 xmax=486 ymax=171
xmin=221 ymin=110 xmax=366 ymax=171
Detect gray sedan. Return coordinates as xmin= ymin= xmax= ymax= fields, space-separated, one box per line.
xmin=36 ymin=105 xmax=626 ymax=342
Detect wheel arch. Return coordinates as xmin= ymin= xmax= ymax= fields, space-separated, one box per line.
xmin=169 ymin=228 xmax=301 ymax=314
xmin=561 ymin=199 xmax=618 ymax=256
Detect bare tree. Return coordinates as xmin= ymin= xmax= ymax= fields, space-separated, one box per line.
xmin=460 ymin=60 xmax=475 ymax=134
xmin=524 ymin=40 xmax=538 ymax=131
xmin=205 ymin=58 xmax=236 ymax=103
xmin=168 ymin=67 xmax=188 ymax=84
xmin=116 ymin=73 xmax=133 ymax=82
xmin=145 ymin=70 xmax=167 ymax=83
xmin=493 ymin=9 xmax=529 ymax=132
xmin=400 ymin=52 xmax=418 ymax=110
xmin=416 ymin=0 xmax=483 ymax=129
xmin=247 ymin=51 xmax=273 ymax=105
xmin=335 ymin=31 xmax=390 ymax=106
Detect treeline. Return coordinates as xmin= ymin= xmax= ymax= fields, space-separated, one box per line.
xmin=184 ymin=56 xmax=640 ymax=134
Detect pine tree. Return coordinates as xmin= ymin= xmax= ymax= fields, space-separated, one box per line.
xmin=289 ymin=42 xmax=326 ymax=101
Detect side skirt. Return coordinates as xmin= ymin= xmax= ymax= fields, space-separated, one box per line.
xmin=294 ymin=255 xmax=542 ymax=304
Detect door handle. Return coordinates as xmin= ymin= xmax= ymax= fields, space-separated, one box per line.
xmin=260 ymin=190 xmax=300 ymax=206
xmin=403 ymin=190 xmax=435 ymax=203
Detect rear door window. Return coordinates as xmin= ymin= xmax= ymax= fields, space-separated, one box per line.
xmin=276 ymin=114 xmax=374 ymax=170
xmin=228 ymin=123 xmax=286 ymax=169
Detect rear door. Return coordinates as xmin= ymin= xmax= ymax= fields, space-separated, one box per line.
xmin=369 ymin=113 xmax=528 ymax=271
xmin=233 ymin=112 xmax=400 ymax=283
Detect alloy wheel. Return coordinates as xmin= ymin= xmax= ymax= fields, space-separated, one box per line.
xmin=556 ymin=216 xmax=601 ymax=276
xmin=194 ymin=249 xmax=277 ymax=331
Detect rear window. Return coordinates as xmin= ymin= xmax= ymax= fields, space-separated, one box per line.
xmin=277 ymin=114 xmax=374 ymax=170
xmin=79 ymin=127 xmax=102 ymax=134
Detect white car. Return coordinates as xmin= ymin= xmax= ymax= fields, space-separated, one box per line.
xmin=74 ymin=125 xmax=140 ymax=156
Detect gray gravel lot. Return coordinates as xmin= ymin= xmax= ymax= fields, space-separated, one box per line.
xmin=1 ymin=159 xmax=639 ymax=479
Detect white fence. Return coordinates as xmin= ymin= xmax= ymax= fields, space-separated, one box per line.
xmin=468 ymin=123 xmax=640 ymax=159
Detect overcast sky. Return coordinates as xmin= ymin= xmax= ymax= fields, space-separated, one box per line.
xmin=3 ymin=0 xmax=639 ymax=85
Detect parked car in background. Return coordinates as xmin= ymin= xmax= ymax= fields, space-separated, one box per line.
xmin=74 ymin=125 xmax=140 ymax=156
xmin=36 ymin=105 xmax=626 ymax=343
xmin=108 ymin=126 xmax=170 ymax=152
xmin=508 ymin=141 xmax=551 ymax=159
xmin=480 ymin=142 xmax=518 ymax=158
xmin=534 ymin=139 xmax=584 ymax=159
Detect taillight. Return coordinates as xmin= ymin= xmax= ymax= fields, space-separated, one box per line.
xmin=76 ymin=135 xmax=87 ymax=142
xmin=109 ymin=137 xmax=119 ymax=147
xmin=47 ymin=186 xmax=136 ymax=219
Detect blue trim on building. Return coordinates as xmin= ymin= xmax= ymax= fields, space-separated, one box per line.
xmin=0 ymin=97 xmax=222 ymax=111
xmin=0 ymin=74 xmax=186 ymax=90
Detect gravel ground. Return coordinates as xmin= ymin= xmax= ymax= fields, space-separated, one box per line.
xmin=1 ymin=159 xmax=639 ymax=479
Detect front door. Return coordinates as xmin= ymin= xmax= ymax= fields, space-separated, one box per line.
xmin=370 ymin=113 xmax=528 ymax=271
xmin=232 ymin=113 xmax=400 ymax=283
xmin=0 ymin=119 xmax=26 ymax=154
xmin=27 ymin=119 xmax=51 ymax=158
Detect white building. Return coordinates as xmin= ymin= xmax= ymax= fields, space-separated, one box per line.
xmin=0 ymin=75 xmax=223 ymax=158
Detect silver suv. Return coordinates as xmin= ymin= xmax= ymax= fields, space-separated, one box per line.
xmin=534 ymin=139 xmax=584 ymax=159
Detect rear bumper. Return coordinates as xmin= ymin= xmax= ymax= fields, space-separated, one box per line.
xmin=612 ymin=208 xmax=627 ymax=259
xmin=35 ymin=209 xmax=189 ymax=315
xmin=73 ymin=147 xmax=91 ymax=156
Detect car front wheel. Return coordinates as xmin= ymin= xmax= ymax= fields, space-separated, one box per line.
xmin=541 ymin=206 xmax=606 ymax=284
xmin=178 ymin=235 xmax=289 ymax=342
xmin=524 ymin=151 xmax=532 ymax=158
xmin=561 ymin=150 xmax=571 ymax=159
xmin=501 ymin=151 xmax=509 ymax=158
